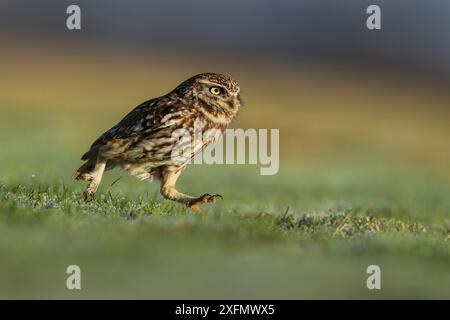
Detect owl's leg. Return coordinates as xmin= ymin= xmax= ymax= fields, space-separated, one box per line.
xmin=83 ymin=157 xmax=107 ymax=201
xmin=160 ymin=169 xmax=195 ymax=203
xmin=160 ymin=169 xmax=222 ymax=213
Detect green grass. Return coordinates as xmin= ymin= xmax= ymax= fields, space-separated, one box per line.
xmin=0 ymin=156 xmax=449 ymax=299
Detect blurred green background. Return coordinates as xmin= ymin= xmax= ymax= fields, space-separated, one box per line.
xmin=0 ymin=1 xmax=449 ymax=299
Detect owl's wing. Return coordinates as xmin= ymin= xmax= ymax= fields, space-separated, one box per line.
xmin=81 ymin=96 xmax=176 ymax=160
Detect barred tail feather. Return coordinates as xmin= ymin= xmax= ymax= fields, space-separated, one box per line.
xmin=72 ymin=160 xmax=95 ymax=180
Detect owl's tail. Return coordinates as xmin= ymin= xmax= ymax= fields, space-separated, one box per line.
xmin=72 ymin=160 xmax=95 ymax=180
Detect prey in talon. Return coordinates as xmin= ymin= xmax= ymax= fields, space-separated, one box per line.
xmin=73 ymin=73 xmax=242 ymax=212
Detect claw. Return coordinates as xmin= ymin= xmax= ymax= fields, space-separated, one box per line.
xmin=187 ymin=193 xmax=223 ymax=213
xmin=83 ymin=186 xmax=97 ymax=202
xmin=201 ymin=193 xmax=222 ymax=204
xmin=83 ymin=191 xmax=94 ymax=201
xmin=206 ymin=193 xmax=222 ymax=203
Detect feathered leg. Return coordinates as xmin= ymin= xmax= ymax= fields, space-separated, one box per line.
xmin=160 ymin=169 xmax=222 ymax=213
xmin=73 ymin=154 xmax=107 ymax=201
xmin=83 ymin=157 xmax=107 ymax=200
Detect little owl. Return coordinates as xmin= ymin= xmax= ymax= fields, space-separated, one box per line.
xmin=73 ymin=73 xmax=241 ymax=212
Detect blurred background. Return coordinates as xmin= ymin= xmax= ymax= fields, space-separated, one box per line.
xmin=0 ymin=0 xmax=449 ymax=299
xmin=1 ymin=0 xmax=450 ymax=175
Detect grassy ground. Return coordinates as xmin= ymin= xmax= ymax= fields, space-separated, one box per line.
xmin=0 ymin=153 xmax=449 ymax=299
xmin=0 ymin=42 xmax=449 ymax=299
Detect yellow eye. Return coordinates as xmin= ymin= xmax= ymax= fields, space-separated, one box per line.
xmin=210 ymin=86 xmax=222 ymax=95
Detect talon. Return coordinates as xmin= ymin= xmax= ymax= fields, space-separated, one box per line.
xmin=203 ymin=193 xmax=223 ymax=203
xmin=207 ymin=194 xmax=222 ymax=203
xmin=186 ymin=193 xmax=223 ymax=213
xmin=83 ymin=189 xmax=96 ymax=202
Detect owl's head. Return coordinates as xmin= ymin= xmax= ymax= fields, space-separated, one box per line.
xmin=175 ymin=73 xmax=242 ymax=114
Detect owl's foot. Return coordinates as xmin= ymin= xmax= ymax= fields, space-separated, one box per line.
xmin=187 ymin=193 xmax=223 ymax=213
xmin=83 ymin=183 xmax=98 ymax=201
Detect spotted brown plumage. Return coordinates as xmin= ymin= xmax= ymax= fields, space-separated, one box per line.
xmin=73 ymin=73 xmax=241 ymax=212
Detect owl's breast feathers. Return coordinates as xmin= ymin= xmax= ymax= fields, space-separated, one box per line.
xmin=81 ymin=95 xmax=232 ymax=165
